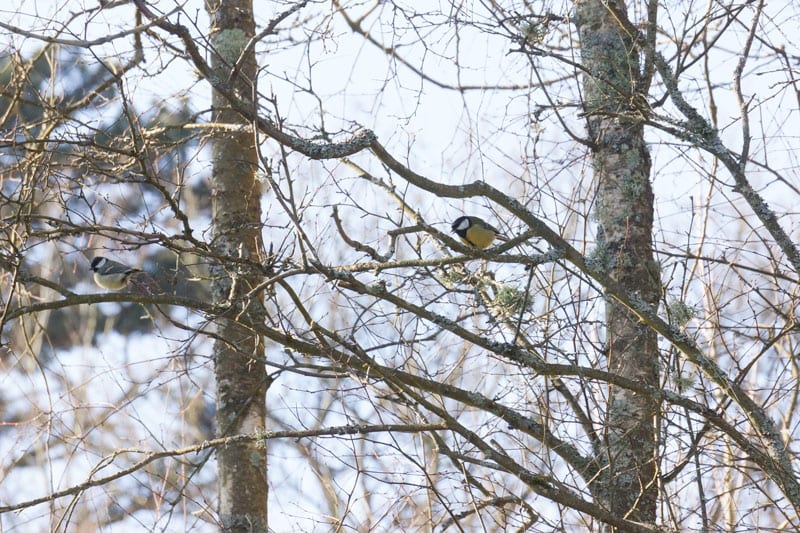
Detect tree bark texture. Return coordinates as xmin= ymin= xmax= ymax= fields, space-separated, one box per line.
xmin=575 ymin=0 xmax=661 ymax=526
xmin=206 ymin=0 xmax=269 ymax=530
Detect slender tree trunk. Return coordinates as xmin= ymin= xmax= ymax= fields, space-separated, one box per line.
xmin=206 ymin=0 xmax=269 ymax=530
xmin=575 ymin=1 xmax=661 ymax=527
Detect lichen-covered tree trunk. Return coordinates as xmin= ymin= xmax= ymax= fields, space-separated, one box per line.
xmin=575 ymin=1 xmax=661 ymax=527
xmin=206 ymin=0 xmax=269 ymax=530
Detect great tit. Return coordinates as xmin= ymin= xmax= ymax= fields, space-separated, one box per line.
xmin=90 ymin=256 xmax=141 ymax=290
xmin=451 ymin=216 xmax=508 ymax=249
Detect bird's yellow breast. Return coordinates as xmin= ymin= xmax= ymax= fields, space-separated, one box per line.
xmin=464 ymin=226 xmax=496 ymax=249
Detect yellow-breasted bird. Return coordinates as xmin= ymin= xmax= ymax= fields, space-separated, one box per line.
xmin=451 ymin=216 xmax=508 ymax=249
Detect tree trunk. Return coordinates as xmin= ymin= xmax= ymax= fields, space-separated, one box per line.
xmin=575 ymin=0 xmax=661 ymax=527
xmin=206 ymin=0 xmax=269 ymax=530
